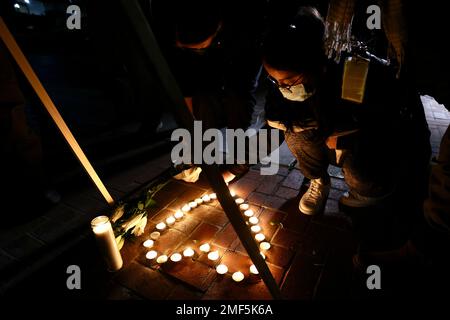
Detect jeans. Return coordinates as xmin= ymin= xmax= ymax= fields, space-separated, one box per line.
xmin=284 ymin=128 xmax=394 ymax=197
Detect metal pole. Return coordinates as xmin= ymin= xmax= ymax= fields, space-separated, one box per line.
xmin=119 ymin=0 xmax=282 ymax=299
xmin=0 ymin=17 xmax=115 ymax=206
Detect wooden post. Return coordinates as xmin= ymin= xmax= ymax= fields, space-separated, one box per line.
xmin=119 ymin=0 xmax=283 ymax=299
xmin=0 ymin=17 xmax=115 ymax=206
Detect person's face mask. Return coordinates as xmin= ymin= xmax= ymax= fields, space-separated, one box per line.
xmin=279 ymin=83 xmax=314 ymax=102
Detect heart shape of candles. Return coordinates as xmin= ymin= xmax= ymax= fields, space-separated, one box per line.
xmin=255 ymin=233 xmax=265 ymax=242
xmin=156 ymin=255 xmax=168 ymax=264
xmin=244 ymin=209 xmax=254 ymax=217
xmin=199 ymin=243 xmax=211 ymax=253
xmin=170 ymin=253 xmax=182 ymax=262
xmin=183 ymin=248 xmax=195 ymax=257
xmin=146 ymin=250 xmax=158 ymax=260
xmin=143 ymin=239 xmax=154 ymax=248
xmin=150 ymin=232 xmax=161 ymax=240
xmin=216 ymin=264 xmax=228 ymax=274
xmin=235 ymin=198 xmax=245 ymax=205
xmin=181 ymin=205 xmax=191 ymax=212
xmin=195 ymin=198 xmax=203 ymax=205
xmin=207 ymin=251 xmax=220 ymax=261
xmin=165 ymin=216 xmax=176 ymax=226
xmin=232 ymin=271 xmax=245 ymax=282
xmin=239 ymin=203 xmax=249 ymax=211
xmin=249 ymin=217 xmax=259 ymax=225
xmin=201 ymin=195 xmax=211 ymax=202
xmin=260 ymin=242 xmax=271 ymax=251
xmin=250 ymin=225 xmax=261 ymax=233
xmin=174 ymin=210 xmax=184 ymax=220
xmin=209 ymin=193 xmax=217 ymax=200
xmin=250 ymin=265 xmax=259 ymax=275
xmin=188 ymin=201 xmax=198 ymax=209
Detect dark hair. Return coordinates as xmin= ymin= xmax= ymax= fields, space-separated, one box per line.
xmin=262 ymin=6 xmax=326 ymax=75
xmin=174 ymin=0 xmax=222 ymax=45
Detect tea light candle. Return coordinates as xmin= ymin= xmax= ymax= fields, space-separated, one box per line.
xmin=251 ymin=225 xmax=261 ymax=233
xmin=239 ymin=203 xmax=249 ymax=211
xmin=250 ymin=265 xmax=259 ymax=275
xmin=166 ymin=216 xmax=176 ymax=226
xmin=170 ymin=253 xmax=182 ymax=262
xmin=255 ymin=233 xmax=265 ymax=242
xmin=244 ymin=209 xmax=254 ymax=217
xmin=260 ymin=252 xmax=266 ymax=260
xmin=260 ymin=242 xmax=271 ymax=251
xmin=174 ymin=210 xmax=184 ymax=220
xmin=195 ymin=198 xmax=203 ymax=205
xmin=249 ymin=217 xmax=259 ymax=225
xmin=143 ymin=239 xmax=154 ymax=248
xmin=150 ymin=231 xmax=160 ymax=240
xmin=209 ymin=193 xmax=217 ymax=200
xmin=182 ymin=204 xmax=191 ymax=212
xmin=91 ymin=216 xmax=123 ymax=272
xmin=189 ymin=201 xmax=198 ymax=209
xmin=156 ymin=222 xmax=167 ymax=231
xmin=232 ymin=271 xmax=245 ymax=282
xmin=202 ymin=194 xmax=211 ymax=202
xmin=156 ymin=255 xmax=168 ymax=264
xmin=183 ymin=247 xmax=195 ymax=257
xmin=208 ymin=251 xmax=220 ymax=261
xmin=235 ymin=198 xmax=245 ymax=205
xmin=146 ymin=250 xmax=158 ymax=260
xmin=199 ymin=243 xmax=211 ymax=253
xmin=216 ymin=264 xmax=228 ymax=274
xmin=230 ymin=190 xmax=236 ymax=197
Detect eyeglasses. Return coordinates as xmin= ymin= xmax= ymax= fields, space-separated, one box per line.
xmin=267 ymin=74 xmax=303 ymax=92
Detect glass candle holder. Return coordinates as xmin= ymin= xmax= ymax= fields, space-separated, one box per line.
xmin=91 ymin=216 xmax=123 ymax=272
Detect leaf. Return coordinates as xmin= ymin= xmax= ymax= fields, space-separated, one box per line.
xmin=145 ymin=198 xmax=156 ymax=208
xmin=137 ymin=202 xmax=144 ymax=210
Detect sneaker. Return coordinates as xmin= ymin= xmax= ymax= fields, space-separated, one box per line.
xmin=339 ymin=190 xmax=391 ymax=208
xmin=299 ymin=177 xmax=330 ymax=215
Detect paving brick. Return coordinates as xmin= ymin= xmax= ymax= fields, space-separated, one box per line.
xmin=281 ymin=253 xmax=323 ymax=300
xmin=264 ymin=245 xmax=295 ymax=269
xmin=263 ymin=195 xmax=288 ymax=210
xmin=256 ymin=175 xmax=284 ymax=194
xmin=212 ymin=223 xmax=239 ymax=249
xmin=282 ymin=207 xmax=311 ymax=235
xmin=167 ymin=185 xmax=206 ymax=211
xmin=29 ymin=217 xmax=81 ymax=244
xmin=230 ymin=178 xmax=260 ymax=198
xmin=271 ymin=228 xmax=302 ymax=250
xmin=275 ymin=186 xmax=300 ymax=200
xmin=247 ymin=192 xmax=267 ymax=205
xmin=282 ymin=169 xmax=304 ymax=190
xmin=243 ymin=169 xmax=266 ymax=181
xmin=115 ymin=262 xmax=175 ymax=299
xmin=188 ymin=222 xmax=221 ymax=243
xmin=161 ymin=258 xmax=217 ymax=292
xmin=189 ymin=205 xmax=229 ymax=228
xmin=258 ymin=209 xmax=286 ymax=240
xmin=330 ymin=177 xmax=348 ymax=191
xmin=106 ymin=284 xmax=144 ymax=300
xmin=1 ymin=234 xmax=43 ymax=260
xmin=62 ymin=192 xmax=109 ymax=217
xmin=220 ymin=250 xmax=252 ymax=275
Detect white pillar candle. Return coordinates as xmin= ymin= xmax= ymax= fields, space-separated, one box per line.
xmin=174 ymin=210 xmax=184 ymax=220
xmin=251 ymin=225 xmax=261 ymax=233
xmin=146 ymin=250 xmax=158 ymax=260
xmin=156 ymin=255 xmax=168 ymax=264
xmin=260 ymin=242 xmax=271 ymax=251
xmin=183 ymin=247 xmax=195 ymax=257
xmin=195 ymin=198 xmax=203 ymax=205
xmin=150 ymin=231 xmax=161 ymax=240
xmin=202 ymin=194 xmax=211 ymax=202
xmin=232 ymin=271 xmax=245 ymax=282
xmin=244 ymin=209 xmax=254 ymax=217
xmin=156 ymin=222 xmax=167 ymax=231
xmin=250 ymin=265 xmax=259 ymax=275
xmin=229 ymin=190 xmax=236 ymax=197
xmin=249 ymin=217 xmax=259 ymax=225
xmin=207 ymin=251 xmax=219 ymax=261
xmin=170 ymin=253 xmax=182 ymax=262
xmin=91 ymin=216 xmax=123 ymax=272
xmin=216 ymin=264 xmax=228 ymax=274
xmin=239 ymin=203 xmax=249 ymax=211
xmin=209 ymin=193 xmax=217 ymax=200
xmin=181 ymin=204 xmax=191 ymax=212
xmin=255 ymin=233 xmax=265 ymax=242
xmin=189 ymin=201 xmax=198 ymax=209
xmin=235 ymin=198 xmax=245 ymax=205
xmin=143 ymin=239 xmax=154 ymax=248
xmin=199 ymin=243 xmax=211 ymax=253
xmin=165 ymin=216 xmax=176 ymax=226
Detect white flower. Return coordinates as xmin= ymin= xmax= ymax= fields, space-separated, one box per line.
xmin=116 ymin=235 xmax=124 ymax=251
xmin=111 ymin=205 xmax=125 ymax=223
xmin=132 ymin=216 xmax=147 ymax=237
xmin=121 ymin=213 xmax=144 ymax=232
